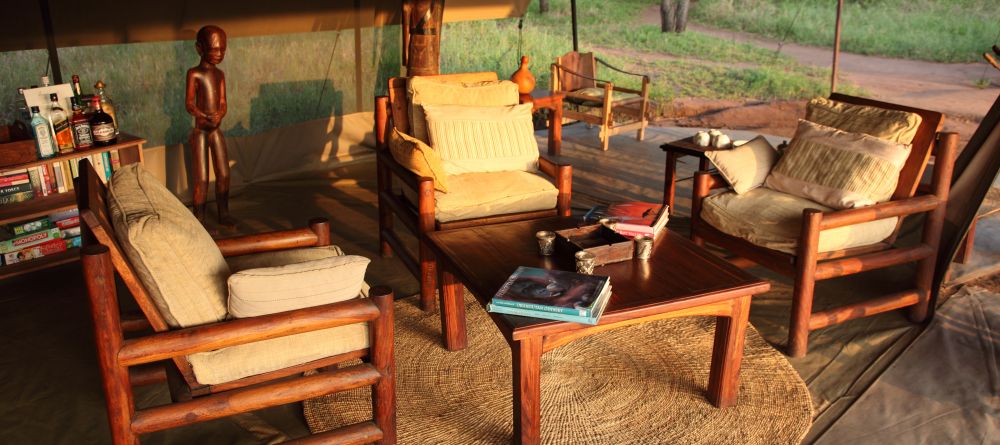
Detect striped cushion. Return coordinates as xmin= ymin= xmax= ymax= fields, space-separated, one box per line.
xmin=806 ymin=97 xmax=922 ymax=144
xmin=407 ymin=77 xmax=519 ymax=143
xmin=765 ymin=120 xmax=910 ymax=209
xmin=422 ymin=103 xmax=540 ymax=175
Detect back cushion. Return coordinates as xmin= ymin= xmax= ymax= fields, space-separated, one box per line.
xmin=765 ymin=120 xmax=911 ymax=209
xmin=423 ymin=103 xmax=540 ymax=175
xmin=407 ymin=76 xmax=519 ymax=143
xmin=806 ymin=97 xmax=922 ymax=144
xmin=108 ymin=164 xmax=229 ymax=328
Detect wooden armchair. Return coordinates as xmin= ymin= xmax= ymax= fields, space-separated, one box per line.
xmin=551 ymin=51 xmax=650 ymax=151
xmin=690 ymin=94 xmax=958 ymax=357
xmin=375 ymin=72 xmax=572 ymax=313
xmin=75 ymin=160 xmax=396 ymax=444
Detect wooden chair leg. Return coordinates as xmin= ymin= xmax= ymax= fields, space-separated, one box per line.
xmin=376 ymin=156 xmax=394 ymax=258
xmin=788 ymin=209 xmax=822 ymax=357
xmin=419 ymin=241 xmax=437 ymax=312
xmin=369 ymin=287 xmax=396 ymax=445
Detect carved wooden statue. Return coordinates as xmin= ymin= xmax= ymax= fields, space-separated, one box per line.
xmin=186 ymin=25 xmax=233 ymax=226
xmin=402 ymin=0 xmax=444 ymax=76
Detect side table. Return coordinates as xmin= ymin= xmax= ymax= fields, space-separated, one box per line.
xmin=660 ymin=137 xmax=724 ymax=215
xmin=521 ymin=91 xmax=564 ymax=156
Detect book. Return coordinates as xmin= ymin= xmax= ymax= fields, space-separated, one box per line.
xmin=52 ymin=162 xmax=66 ymax=193
xmin=7 ymin=216 xmax=54 ymax=237
xmin=2 ymin=238 xmax=67 ymax=265
xmin=102 ymin=151 xmax=114 ymax=180
xmin=583 ymin=202 xmax=669 ymax=238
xmin=0 ymin=227 xmax=62 ymax=254
xmin=0 ymin=191 xmax=34 ymax=205
xmin=488 ymin=285 xmax=613 ymax=325
xmin=64 ymin=235 xmax=81 ymax=249
xmin=488 ymin=266 xmax=611 ymax=318
xmin=0 ymin=181 xmax=33 ymax=196
xmin=0 ymin=170 xmax=30 ymax=187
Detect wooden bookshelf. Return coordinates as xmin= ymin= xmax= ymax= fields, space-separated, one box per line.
xmin=0 ymin=133 xmax=145 ymax=279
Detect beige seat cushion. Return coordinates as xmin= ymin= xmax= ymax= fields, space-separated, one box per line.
xmin=806 ymin=97 xmax=922 ymax=144
xmin=765 ymin=120 xmax=911 ymax=209
xmin=570 ymin=87 xmax=640 ymax=104
xmin=423 ymin=103 xmax=540 ymax=175
xmin=108 ymin=164 xmax=229 ymax=328
xmin=191 ymin=246 xmax=372 ymax=385
xmin=407 ymin=76 xmax=519 ymax=143
xmin=706 ymin=136 xmax=778 ymax=194
xmin=388 ymin=128 xmax=450 ymax=192
xmin=701 ymin=188 xmax=898 ymax=254
xmin=227 ymin=254 xmax=370 ymax=318
xmin=403 ymin=170 xmax=558 ymax=223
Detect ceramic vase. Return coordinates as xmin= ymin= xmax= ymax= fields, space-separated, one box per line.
xmin=511 ymin=55 xmax=536 ymax=95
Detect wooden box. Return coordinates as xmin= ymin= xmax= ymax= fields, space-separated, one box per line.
xmin=555 ymin=224 xmax=633 ymax=266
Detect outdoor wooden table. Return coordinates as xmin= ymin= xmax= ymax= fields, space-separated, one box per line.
xmin=660 ymin=137 xmax=725 ymax=215
xmin=521 ymin=91 xmax=565 ymax=156
xmin=426 ymin=217 xmax=770 ymax=445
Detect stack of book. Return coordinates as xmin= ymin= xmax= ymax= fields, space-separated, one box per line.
xmin=583 ymin=201 xmax=669 ymax=239
xmin=487 ymin=266 xmax=612 ymax=325
xmin=0 ymin=209 xmax=81 ymax=266
xmin=0 ymin=170 xmax=34 ymax=205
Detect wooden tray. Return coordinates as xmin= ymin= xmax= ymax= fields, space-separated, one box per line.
xmin=555 ymin=224 xmax=633 ymax=266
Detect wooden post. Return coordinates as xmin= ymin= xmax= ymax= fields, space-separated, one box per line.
xmin=570 ymin=0 xmax=579 ymax=52
xmin=831 ymin=0 xmax=843 ymax=93
xmin=788 ymin=209 xmax=823 ymax=357
xmin=402 ymin=0 xmax=445 ymax=76
xmin=369 ymin=287 xmax=397 ymax=445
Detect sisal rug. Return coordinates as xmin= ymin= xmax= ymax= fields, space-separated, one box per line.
xmin=304 ymin=293 xmax=812 ymax=444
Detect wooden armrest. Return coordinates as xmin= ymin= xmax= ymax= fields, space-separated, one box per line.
xmin=693 ymin=171 xmax=729 ymax=195
xmin=818 ymin=195 xmax=940 ymax=230
xmin=216 ymin=218 xmax=331 ymax=257
xmin=538 ymin=157 xmax=572 ymax=216
xmin=119 ymin=288 xmax=394 ymax=366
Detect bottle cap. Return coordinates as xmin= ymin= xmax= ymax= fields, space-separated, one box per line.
xmin=94 ymin=80 xmax=105 ymax=89
xmin=49 ymin=93 xmax=58 ymax=101
xmin=30 ymin=106 xmax=39 ymax=113
xmin=72 ymin=74 xmax=79 ymax=82
xmin=41 ymin=76 xmax=50 ymax=85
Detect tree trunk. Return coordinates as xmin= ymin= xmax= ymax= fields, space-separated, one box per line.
xmin=675 ymin=0 xmax=690 ymax=33
xmin=539 ymin=0 xmax=549 ymax=13
xmin=660 ymin=0 xmax=676 ymax=33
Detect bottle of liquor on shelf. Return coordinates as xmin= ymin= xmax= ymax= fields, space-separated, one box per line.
xmin=48 ymin=93 xmax=75 ymax=154
xmin=93 ymin=80 xmax=118 ymax=135
xmin=71 ymin=74 xmax=83 ymax=97
xmin=30 ymin=106 xmax=57 ymax=159
xmin=69 ymin=97 xmax=94 ymax=150
xmin=89 ymin=96 xmax=117 ymax=146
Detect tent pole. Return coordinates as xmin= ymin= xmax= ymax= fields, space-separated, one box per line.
xmin=39 ymin=0 xmax=62 ymax=84
xmin=571 ymin=0 xmax=578 ymax=52
xmin=831 ymin=0 xmax=843 ymax=93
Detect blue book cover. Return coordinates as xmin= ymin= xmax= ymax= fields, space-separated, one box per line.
xmin=491 ymin=266 xmax=610 ymax=317
xmin=488 ymin=286 xmax=612 ymax=325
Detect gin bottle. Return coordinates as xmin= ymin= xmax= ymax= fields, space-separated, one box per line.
xmin=30 ymin=106 xmax=57 ymax=159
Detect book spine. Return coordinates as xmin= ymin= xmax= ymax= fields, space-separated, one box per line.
xmin=109 ymin=150 xmax=121 ymax=171
xmin=52 ymin=163 xmax=66 ymax=193
xmin=9 ymin=216 xmax=54 ymax=236
xmin=0 ymin=191 xmax=34 ymax=205
xmin=69 ymin=157 xmax=79 ymax=179
xmin=487 ymin=303 xmax=599 ymax=325
xmin=102 ymin=151 xmax=113 ymax=180
xmin=26 ymin=168 xmax=42 ymax=194
xmin=3 ymin=238 xmax=68 ymax=265
xmin=63 ymin=161 xmax=73 ymax=191
xmin=42 ymin=164 xmax=55 ymax=195
xmin=0 ymin=181 xmax=33 ymax=196
xmin=0 ymin=173 xmax=30 ymax=187
xmin=0 ymin=227 xmax=62 ymax=254
xmin=54 ymin=216 xmax=80 ymax=229
xmin=613 ymin=226 xmax=656 ymax=238
xmin=490 ymin=298 xmax=588 ymax=317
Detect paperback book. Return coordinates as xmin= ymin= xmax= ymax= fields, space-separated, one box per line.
xmin=583 ymin=202 xmax=669 ymax=238
xmin=487 ymin=266 xmax=612 ymax=324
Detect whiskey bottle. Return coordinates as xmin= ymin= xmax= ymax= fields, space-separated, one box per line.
xmin=90 ymin=97 xmax=117 ymax=146
xmin=30 ymin=106 xmax=57 ymax=159
xmin=48 ymin=93 xmax=75 ymax=154
xmin=70 ymin=97 xmax=94 ymax=150
xmin=93 ymin=80 xmax=118 ymax=135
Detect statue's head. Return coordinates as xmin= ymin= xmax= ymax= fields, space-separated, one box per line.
xmin=195 ymin=25 xmax=227 ymax=65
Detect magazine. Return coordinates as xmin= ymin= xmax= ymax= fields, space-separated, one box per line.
xmin=488 ymin=285 xmax=612 ymax=325
xmin=583 ymin=202 xmax=669 ymax=238
xmin=488 ymin=266 xmax=611 ymax=317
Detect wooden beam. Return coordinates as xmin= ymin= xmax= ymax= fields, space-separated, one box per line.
xmin=814 ymin=245 xmax=934 ymax=280
xmin=809 ymin=290 xmax=921 ymax=330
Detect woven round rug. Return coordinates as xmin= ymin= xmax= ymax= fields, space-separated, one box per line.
xmin=304 ymin=292 xmax=812 ymax=444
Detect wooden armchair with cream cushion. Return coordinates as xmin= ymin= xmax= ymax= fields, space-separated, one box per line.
xmin=375 ymin=72 xmax=572 ymax=314
xmin=75 ymin=160 xmax=396 ymax=444
xmin=690 ymin=94 xmax=958 ymax=357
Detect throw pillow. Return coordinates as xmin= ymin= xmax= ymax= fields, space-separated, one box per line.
xmin=806 ymin=97 xmax=922 ymax=144
xmin=388 ymin=128 xmax=450 ymax=192
xmin=422 ymin=103 xmax=540 ymax=175
xmin=706 ymin=135 xmax=778 ymax=194
xmin=407 ymin=77 xmax=519 ymax=143
xmin=228 ymin=255 xmax=370 ymax=318
xmin=764 ymin=120 xmax=911 ymax=209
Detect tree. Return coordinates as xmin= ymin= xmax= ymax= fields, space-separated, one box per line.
xmin=539 ymin=0 xmax=549 ymax=13
xmin=660 ymin=0 xmax=690 ymax=33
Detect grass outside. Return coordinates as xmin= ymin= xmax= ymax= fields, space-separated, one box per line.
xmin=441 ymin=0 xmax=848 ymax=106
xmin=691 ymin=0 xmax=1000 ymax=63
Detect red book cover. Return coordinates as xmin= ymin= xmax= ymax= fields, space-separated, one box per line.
xmin=2 ymin=238 xmax=67 ymax=265
xmin=583 ymin=202 xmax=669 ymax=237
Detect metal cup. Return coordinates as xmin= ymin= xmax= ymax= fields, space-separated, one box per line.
xmin=575 ymin=250 xmax=597 ymax=275
xmin=634 ymin=235 xmax=654 ymax=260
xmin=536 ymin=230 xmax=556 ymax=256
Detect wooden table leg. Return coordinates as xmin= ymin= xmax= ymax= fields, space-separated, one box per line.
xmin=548 ymin=105 xmax=563 ymax=156
xmin=438 ymin=268 xmax=468 ymax=351
xmin=699 ymin=157 xmax=710 ymax=172
xmin=664 ymin=151 xmax=679 ymax=215
xmin=706 ymin=295 xmax=751 ymax=408
xmin=512 ymin=336 xmax=542 ymax=445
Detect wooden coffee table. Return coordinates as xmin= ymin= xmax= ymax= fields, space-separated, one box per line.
xmin=426 ymin=217 xmax=770 ymax=445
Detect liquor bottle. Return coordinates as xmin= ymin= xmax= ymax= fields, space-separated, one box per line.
xmin=71 ymin=74 xmax=82 ymax=97
xmin=69 ymin=97 xmax=94 ymax=150
xmin=93 ymin=80 xmax=118 ymax=135
xmin=89 ymin=97 xmax=117 ymax=146
xmin=48 ymin=93 xmax=75 ymax=154
xmin=41 ymin=76 xmax=50 ymax=87
xmin=30 ymin=106 xmax=57 ymax=159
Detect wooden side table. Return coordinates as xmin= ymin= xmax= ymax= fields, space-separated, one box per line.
xmin=660 ymin=137 xmax=723 ymax=215
xmin=521 ymin=91 xmax=564 ymax=156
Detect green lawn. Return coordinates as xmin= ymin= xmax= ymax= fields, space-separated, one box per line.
xmin=691 ymin=0 xmax=1000 ymax=63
